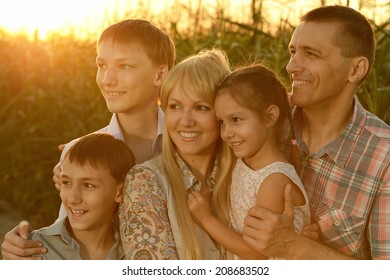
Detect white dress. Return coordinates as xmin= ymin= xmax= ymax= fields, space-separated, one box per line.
xmin=230 ymin=159 xmax=311 ymax=259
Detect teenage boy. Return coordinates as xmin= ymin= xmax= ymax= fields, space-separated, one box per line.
xmin=2 ymin=19 xmax=175 ymax=259
xmin=242 ymin=5 xmax=390 ymax=260
xmin=30 ymin=133 xmax=135 ymax=259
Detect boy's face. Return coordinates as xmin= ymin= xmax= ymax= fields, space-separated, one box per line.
xmin=96 ymin=39 xmax=167 ymax=115
xmin=60 ymin=157 xmax=122 ymax=233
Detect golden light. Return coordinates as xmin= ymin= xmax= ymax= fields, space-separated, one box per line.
xmin=0 ymin=0 xmax=127 ymax=40
xmin=0 ymin=0 xmax=388 ymax=41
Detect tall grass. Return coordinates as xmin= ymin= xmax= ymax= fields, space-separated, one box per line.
xmin=0 ymin=35 xmax=110 ymax=226
xmin=0 ymin=2 xmax=389 ymax=228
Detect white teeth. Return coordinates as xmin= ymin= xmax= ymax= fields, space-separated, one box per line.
xmin=292 ymin=80 xmax=308 ymax=86
xmin=106 ymin=91 xmax=124 ymax=96
xmin=231 ymin=141 xmax=243 ymax=146
xmin=179 ymin=131 xmax=201 ymax=139
xmin=70 ymin=208 xmax=87 ymax=216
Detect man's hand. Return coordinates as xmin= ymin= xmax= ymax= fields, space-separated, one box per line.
xmin=242 ymin=184 xmax=298 ymax=258
xmin=1 ymin=221 xmax=47 ymax=260
xmin=302 ymin=223 xmax=320 ymax=240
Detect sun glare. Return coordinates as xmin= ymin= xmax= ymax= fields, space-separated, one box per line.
xmin=0 ymin=0 xmax=119 ymax=39
xmin=0 ymin=0 xmax=388 ymax=40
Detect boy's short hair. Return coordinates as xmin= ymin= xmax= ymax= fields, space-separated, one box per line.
xmin=64 ymin=133 xmax=135 ymax=183
xmin=98 ymin=19 xmax=176 ymax=70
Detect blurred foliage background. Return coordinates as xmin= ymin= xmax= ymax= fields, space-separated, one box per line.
xmin=0 ymin=0 xmax=389 ymax=229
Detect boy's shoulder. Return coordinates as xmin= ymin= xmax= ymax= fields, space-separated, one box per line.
xmin=29 ymin=217 xmax=66 ymax=239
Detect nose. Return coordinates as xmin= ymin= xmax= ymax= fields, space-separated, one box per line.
xmin=67 ymin=185 xmax=82 ymax=205
xmin=180 ymin=109 xmax=196 ymax=127
xmin=100 ymin=67 xmax=118 ymax=87
xmin=286 ymin=53 xmax=303 ymax=74
xmin=286 ymin=54 xmax=303 ymax=75
xmin=221 ymin=123 xmax=234 ymax=141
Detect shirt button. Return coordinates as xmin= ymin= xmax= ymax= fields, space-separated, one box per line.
xmin=302 ymin=161 xmax=307 ymax=166
xmin=334 ymin=221 xmax=341 ymax=227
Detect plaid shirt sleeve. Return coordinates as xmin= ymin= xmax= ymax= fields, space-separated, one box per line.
xmin=369 ymin=176 xmax=390 ymax=259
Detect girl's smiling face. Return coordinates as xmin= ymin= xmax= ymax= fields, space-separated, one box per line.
xmin=215 ymin=91 xmax=271 ymax=162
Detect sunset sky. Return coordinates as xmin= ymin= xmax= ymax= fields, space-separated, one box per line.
xmin=0 ymin=0 xmax=388 ymax=40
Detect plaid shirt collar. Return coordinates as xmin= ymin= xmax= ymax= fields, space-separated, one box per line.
xmin=292 ymin=97 xmax=367 ymax=168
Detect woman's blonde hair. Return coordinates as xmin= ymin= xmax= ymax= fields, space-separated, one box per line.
xmin=159 ymin=49 xmax=235 ymax=259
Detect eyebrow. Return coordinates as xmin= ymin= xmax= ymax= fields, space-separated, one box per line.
xmin=60 ymin=174 xmax=99 ymax=182
xmin=96 ymin=56 xmax=133 ymax=62
xmin=290 ymin=43 xmax=323 ymax=55
xmin=168 ymin=97 xmax=208 ymax=104
xmin=302 ymin=45 xmax=322 ymax=54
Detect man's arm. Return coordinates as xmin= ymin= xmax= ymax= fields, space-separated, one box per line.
xmin=242 ymin=185 xmax=354 ymax=260
xmin=1 ymin=221 xmax=47 ymax=260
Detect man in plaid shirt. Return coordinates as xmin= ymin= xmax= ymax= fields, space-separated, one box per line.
xmin=242 ymin=5 xmax=389 ymax=259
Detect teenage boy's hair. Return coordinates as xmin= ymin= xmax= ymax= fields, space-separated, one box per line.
xmin=64 ymin=133 xmax=135 ymax=183
xmin=98 ymin=19 xmax=176 ymax=70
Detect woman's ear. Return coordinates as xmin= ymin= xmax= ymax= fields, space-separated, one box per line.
xmin=349 ymin=57 xmax=369 ymax=84
xmin=154 ymin=65 xmax=169 ymax=86
xmin=265 ymin=105 xmax=279 ymax=128
xmin=115 ymin=182 xmax=124 ymax=203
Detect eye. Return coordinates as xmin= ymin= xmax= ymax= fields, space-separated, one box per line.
xmin=120 ymin=64 xmax=133 ymax=69
xmin=96 ymin=63 xmax=107 ymax=69
xmin=61 ymin=180 xmax=71 ymax=187
xmin=168 ymin=103 xmax=181 ymax=110
xmin=232 ymin=117 xmax=241 ymax=123
xmin=306 ymin=50 xmax=319 ymax=58
xmin=195 ymin=105 xmax=210 ymax=111
xmin=83 ymin=183 xmax=95 ymax=189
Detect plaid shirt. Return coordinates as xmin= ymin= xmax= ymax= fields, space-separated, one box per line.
xmin=282 ymin=98 xmax=390 ymax=259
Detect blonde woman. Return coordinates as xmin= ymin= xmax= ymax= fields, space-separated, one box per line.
xmin=119 ymin=49 xmax=235 ymax=259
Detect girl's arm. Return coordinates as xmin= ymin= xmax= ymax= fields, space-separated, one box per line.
xmin=119 ymin=166 xmax=178 ymax=260
xmin=256 ymin=173 xmax=305 ymax=215
xmin=188 ymin=191 xmax=266 ymax=259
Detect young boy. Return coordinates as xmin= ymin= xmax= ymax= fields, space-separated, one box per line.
xmin=29 ymin=133 xmax=136 ymax=259
xmin=2 ymin=19 xmax=176 ymax=259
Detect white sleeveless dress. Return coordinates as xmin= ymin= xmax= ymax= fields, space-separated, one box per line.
xmin=230 ymin=159 xmax=311 ymax=259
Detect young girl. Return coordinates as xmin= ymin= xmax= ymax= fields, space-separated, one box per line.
xmin=187 ymin=64 xmax=311 ymax=259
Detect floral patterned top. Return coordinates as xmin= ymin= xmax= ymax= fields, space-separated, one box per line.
xmin=119 ymin=154 xmax=220 ymax=260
